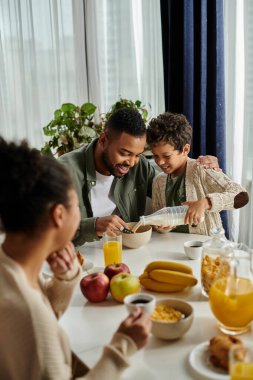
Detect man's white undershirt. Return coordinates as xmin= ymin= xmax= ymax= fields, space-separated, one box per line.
xmin=90 ymin=171 xmax=116 ymax=217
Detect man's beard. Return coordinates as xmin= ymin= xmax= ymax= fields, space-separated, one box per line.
xmin=102 ymin=150 xmax=129 ymax=178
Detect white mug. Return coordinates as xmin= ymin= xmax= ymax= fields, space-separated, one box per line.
xmin=124 ymin=293 xmax=156 ymax=314
xmin=184 ymin=240 xmax=203 ymax=260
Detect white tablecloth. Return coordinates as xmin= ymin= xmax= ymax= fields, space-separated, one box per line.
xmin=59 ymin=232 xmax=253 ymax=380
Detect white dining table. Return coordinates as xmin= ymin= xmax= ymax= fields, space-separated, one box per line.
xmin=59 ymin=232 xmax=253 ymax=380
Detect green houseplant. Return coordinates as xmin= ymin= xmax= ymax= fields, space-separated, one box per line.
xmin=41 ymin=98 xmax=150 ymax=156
xmin=103 ymin=98 xmax=150 ymax=124
xmin=41 ymin=102 xmax=102 ymax=156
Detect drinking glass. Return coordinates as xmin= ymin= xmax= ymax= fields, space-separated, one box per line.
xmin=230 ymin=344 xmax=253 ymax=379
xmin=103 ymin=232 xmax=122 ymax=267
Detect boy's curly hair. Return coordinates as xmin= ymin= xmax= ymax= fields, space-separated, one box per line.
xmin=147 ymin=112 xmax=192 ymax=152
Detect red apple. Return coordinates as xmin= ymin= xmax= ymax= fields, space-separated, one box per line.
xmin=80 ymin=272 xmax=109 ymax=303
xmin=110 ymin=273 xmax=141 ymax=303
xmin=104 ymin=262 xmax=130 ymax=280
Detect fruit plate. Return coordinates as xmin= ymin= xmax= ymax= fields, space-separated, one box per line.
xmin=189 ymin=341 xmax=229 ymax=380
xmin=41 ymin=260 xmax=94 ymax=278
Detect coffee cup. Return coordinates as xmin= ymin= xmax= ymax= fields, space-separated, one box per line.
xmin=124 ymin=293 xmax=156 ymax=314
xmin=184 ymin=240 xmax=203 ymax=260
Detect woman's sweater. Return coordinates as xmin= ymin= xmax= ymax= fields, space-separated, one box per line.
xmin=0 ymin=246 xmax=137 ymax=380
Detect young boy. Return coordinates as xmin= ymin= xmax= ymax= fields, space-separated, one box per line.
xmin=146 ymin=112 xmax=249 ymax=235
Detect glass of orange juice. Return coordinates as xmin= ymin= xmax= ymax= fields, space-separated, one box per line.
xmin=230 ymin=345 xmax=253 ymax=380
xmin=103 ymin=232 xmax=122 ymax=267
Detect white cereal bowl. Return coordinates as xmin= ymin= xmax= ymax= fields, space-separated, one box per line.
xmin=124 ymin=293 xmax=156 ymax=314
xmin=151 ymin=298 xmax=194 ymax=340
xmin=122 ymin=223 xmax=152 ymax=249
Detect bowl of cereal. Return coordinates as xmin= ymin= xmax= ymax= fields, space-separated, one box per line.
xmin=122 ymin=222 xmax=152 ymax=249
xmin=151 ymin=298 xmax=193 ymax=340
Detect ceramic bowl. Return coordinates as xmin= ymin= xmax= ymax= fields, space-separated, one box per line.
xmin=124 ymin=293 xmax=156 ymax=314
xmin=151 ymin=298 xmax=194 ymax=340
xmin=122 ymin=222 xmax=152 ymax=249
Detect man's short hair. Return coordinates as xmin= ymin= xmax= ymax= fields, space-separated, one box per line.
xmin=147 ymin=112 xmax=192 ymax=152
xmin=104 ymin=107 xmax=146 ymax=138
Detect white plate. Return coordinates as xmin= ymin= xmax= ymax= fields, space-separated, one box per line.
xmin=189 ymin=341 xmax=229 ymax=380
xmin=41 ymin=260 xmax=94 ymax=277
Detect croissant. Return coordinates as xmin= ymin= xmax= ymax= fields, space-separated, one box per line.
xmin=209 ymin=335 xmax=246 ymax=371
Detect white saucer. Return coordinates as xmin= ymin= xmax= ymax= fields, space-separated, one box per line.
xmin=189 ymin=341 xmax=229 ymax=380
xmin=41 ymin=260 xmax=94 ymax=277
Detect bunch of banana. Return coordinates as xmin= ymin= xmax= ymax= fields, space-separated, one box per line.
xmin=139 ymin=261 xmax=197 ymax=293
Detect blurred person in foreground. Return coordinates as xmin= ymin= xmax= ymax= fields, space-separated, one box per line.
xmin=146 ymin=112 xmax=249 ymax=235
xmin=0 ymin=137 xmax=151 ymax=380
xmin=59 ymin=107 xmax=220 ymax=245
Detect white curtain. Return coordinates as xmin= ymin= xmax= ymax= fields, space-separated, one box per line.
xmin=0 ymin=0 xmax=164 ymax=150
xmin=0 ymin=0 xmax=88 ymax=149
xmin=224 ymin=0 xmax=253 ymax=246
xmin=91 ymin=0 xmax=164 ymax=117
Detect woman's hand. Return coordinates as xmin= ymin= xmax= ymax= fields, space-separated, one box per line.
xmin=47 ymin=242 xmax=76 ymax=276
xmin=116 ymin=308 xmax=151 ymax=350
xmin=182 ymin=198 xmax=211 ymax=226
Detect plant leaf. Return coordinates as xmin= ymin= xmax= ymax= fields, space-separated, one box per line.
xmin=41 ymin=143 xmax=53 ymax=156
xmin=61 ymin=103 xmax=76 ymax=113
xmin=81 ymin=102 xmax=96 ymax=115
xmin=54 ymin=109 xmax=61 ymax=119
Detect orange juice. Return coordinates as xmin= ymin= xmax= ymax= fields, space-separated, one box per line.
xmin=103 ymin=241 xmax=122 ymax=266
xmin=209 ymin=277 xmax=253 ymax=329
xmin=230 ymin=361 xmax=253 ymax=380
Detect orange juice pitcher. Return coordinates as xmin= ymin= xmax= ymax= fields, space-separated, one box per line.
xmin=209 ymin=243 xmax=253 ymax=335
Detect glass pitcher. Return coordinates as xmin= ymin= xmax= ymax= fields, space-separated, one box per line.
xmin=201 ymin=227 xmax=229 ymax=297
xmin=209 ymin=243 xmax=253 ymax=335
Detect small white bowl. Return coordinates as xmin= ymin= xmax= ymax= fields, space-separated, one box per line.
xmin=122 ymin=223 xmax=152 ymax=249
xmin=151 ymin=299 xmax=194 ymax=340
xmin=124 ymin=293 xmax=156 ymax=314
xmin=184 ymin=240 xmax=203 ymax=260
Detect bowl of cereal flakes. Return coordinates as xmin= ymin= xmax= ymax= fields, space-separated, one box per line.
xmin=151 ymin=299 xmax=193 ymax=340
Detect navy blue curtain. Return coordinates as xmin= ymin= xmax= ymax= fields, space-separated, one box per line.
xmin=160 ymin=0 xmax=228 ymax=237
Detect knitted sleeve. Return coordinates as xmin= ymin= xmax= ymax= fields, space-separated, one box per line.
xmin=80 ymin=333 xmax=137 ymax=380
xmin=195 ymin=166 xmax=248 ymax=212
xmin=40 ymin=259 xmax=81 ymax=318
xmin=152 ymin=173 xmax=167 ymax=212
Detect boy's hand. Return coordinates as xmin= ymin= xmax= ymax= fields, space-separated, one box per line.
xmin=182 ymin=198 xmax=211 ymax=226
xmin=153 ymin=225 xmax=175 ymax=232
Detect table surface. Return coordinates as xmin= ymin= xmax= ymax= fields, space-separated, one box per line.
xmin=59 ymin=232 xmax=253 ymax=380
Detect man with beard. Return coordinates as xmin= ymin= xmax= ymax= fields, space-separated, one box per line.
xmin=59 ymin=107 xmax=219 ymax=246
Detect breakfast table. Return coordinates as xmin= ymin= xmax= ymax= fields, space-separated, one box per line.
xmin=59 ymin=232 xmax=253 ymax=380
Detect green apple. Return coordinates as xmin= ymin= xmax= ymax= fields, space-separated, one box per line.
xmin=110 ymin=273 xmax=141 ymax=303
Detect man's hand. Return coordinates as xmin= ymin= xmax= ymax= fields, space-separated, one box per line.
xmin=116 ymin=308 xmax=151 ymax=350
xmin=95 ymin=215 xmax=127 ymax=237
xmin=196 ymin=155 xmax=221 ymax=171
xmin=47 ymin=242 xmax=76 ymax=275
xmin=182 ymin=198 xmax=211 ymax=226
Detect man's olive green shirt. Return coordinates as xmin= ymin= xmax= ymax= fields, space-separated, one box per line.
xmin=59 ymin=139 xmax=156 ymax=246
